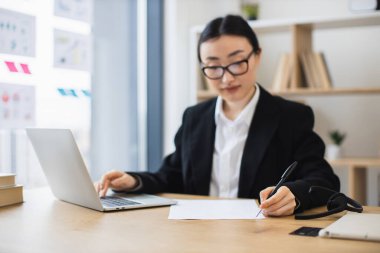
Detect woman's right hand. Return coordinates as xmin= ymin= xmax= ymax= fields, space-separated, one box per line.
xmin=94 ymin=170 xmax=138 ymax=197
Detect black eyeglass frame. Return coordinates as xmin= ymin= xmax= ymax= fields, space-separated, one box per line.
xmin=201 ymin=50 xmax=255 ymax=80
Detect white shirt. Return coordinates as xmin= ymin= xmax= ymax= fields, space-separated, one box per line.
xmin=209 ymin=84 xmax=260 ymax=198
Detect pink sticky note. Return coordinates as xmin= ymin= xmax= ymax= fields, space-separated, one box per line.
xmin=5 ymin=61 xmax=18 ymax=72
xmin=20 ymin=63 xmax=31 ymax=74
xmin=2 ymin=92 xmax=10 ymax=103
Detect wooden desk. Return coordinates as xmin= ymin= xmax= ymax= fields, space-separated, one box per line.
xmin=329 ymin=158 xmax=380 ymax=205
xmin=0 ymin=188 xmax=379 ymax=253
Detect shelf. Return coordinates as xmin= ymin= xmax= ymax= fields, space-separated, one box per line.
xmin=248 ymin=13 xmax=380 ymax=33
xmin=197 ymin=87 xmax=380 ymax=100
xmin=191 ymin=13 xmax=380 ymax=35
xmin=329 ymin=157 xmax=380 ymax=168
xmin=271 ymin=87 xmax=380 ymax=96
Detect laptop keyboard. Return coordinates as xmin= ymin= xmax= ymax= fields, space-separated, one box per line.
xmin=101 ymin=196 xmax=140 ymax=207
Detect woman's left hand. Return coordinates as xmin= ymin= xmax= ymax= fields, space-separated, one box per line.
xmin=259 ymin=186 xmax=296 ymax=217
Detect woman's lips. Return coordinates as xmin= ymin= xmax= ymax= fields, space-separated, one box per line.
xmin=222 ymin=85 xmax=240 ymax=93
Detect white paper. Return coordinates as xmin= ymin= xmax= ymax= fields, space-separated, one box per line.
xmin=0 ymin=8 xmax=36 ymax=57
xmin=168 ymin=199 xmax=265 ymax=220
xmin=54 ymin=29 xmax=91 ymax=71
xmin=0 ymin=83 xmax=35 ymax=128
xmin=54 ymin=0 xmax=93 ymax=23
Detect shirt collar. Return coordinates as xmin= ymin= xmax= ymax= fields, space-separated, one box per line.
xmin=214 ymin=83 xmax=260 ymax=126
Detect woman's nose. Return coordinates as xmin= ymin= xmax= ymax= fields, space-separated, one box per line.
xmin=221 ymin=70 xmax=235 ymax=84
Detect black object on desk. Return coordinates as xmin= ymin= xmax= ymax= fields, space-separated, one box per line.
xmin=290 ymin=226 xmax=322 ymax=237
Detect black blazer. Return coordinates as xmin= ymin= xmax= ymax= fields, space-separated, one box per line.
xmin=130 ymin=86 xmax=340 ymax=211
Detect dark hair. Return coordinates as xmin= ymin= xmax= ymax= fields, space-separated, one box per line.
xmin=197 ymin=15 xmax=261 ymax=63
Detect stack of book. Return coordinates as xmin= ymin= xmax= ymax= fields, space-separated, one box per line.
xmin=272 ymin=51 xmax=332 ymax=91
xmin=299 ymin=51 xmax=332 ymax=90
xmin=272 ymin=53 xmax=292 ymax=91
xmin=0 ymin=173 xmax=23 ymax=207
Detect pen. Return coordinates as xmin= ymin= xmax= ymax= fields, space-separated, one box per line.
xmin=256 ymin=161 xmax=298 ymax=217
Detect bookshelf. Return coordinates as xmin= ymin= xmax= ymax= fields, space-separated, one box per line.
xmin=191 ymin=13 xmax=380 ymax=102
xmin=197 ymin=87 xmax=380 ymax=101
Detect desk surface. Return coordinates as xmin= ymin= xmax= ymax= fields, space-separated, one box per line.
xmin=0 ymin=188 xmax=379 ymax=253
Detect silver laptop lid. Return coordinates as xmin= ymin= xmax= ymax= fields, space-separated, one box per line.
xmin=27 ymin=128 xmax=103 ymax=211
xmin=319 ymin=213 xmax=380 ymax=241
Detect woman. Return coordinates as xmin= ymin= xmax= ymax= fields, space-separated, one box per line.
xmin=95 ymin=15 xmax=340 ymax=217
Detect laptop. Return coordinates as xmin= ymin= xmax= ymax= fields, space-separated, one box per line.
xmin=26 ymin=128 xmax=176 ymax=212
xmin=319 ymin=212 xmax=380 ymax=242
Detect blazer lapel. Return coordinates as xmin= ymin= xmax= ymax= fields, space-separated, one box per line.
xmin=238 ymin=87 xmax=280 ymax=197
xmin=190 ymin=100 xmax=216 ymax=195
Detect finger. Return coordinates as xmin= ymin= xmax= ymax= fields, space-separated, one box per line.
xmin=94 ymin=182 xmax=100 ymax=193
xmin=99 ymin=174 xmax=107 ymax=189
xmin=102 ymin=170 xmax=122 ymax=182
xmin=260 ymin=191 xmax=286 ymax=209
xmin=98 ymin=171 xmax=121 ymax=196
xmin=100 ymin=179 xmax=110 ymax=197
xmin=259 ymin=187 xmax=275 ymax=203
xmin=260 ymin=188 xmax=287 ymax=209
xmin=263 ymin=193 xmax=295 ymax=213
xmin=262 ymin=187 xmax=296 ymax=215
xmin=98 ymin=175 xmax=106 ymax=196
xmin=264 ymin=201 xmax=296 ymax=217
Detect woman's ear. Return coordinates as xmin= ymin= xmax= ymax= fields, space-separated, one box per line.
xmin=255 ymin=48 xmax=262 ymax=62
xmin=252 ymin=49 xmax=262 ymax=68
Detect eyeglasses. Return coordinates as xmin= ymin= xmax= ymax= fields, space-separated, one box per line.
xmin=201 ymin=50 xmax=254 ymax=80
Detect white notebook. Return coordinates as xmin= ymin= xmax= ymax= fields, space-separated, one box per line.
xmin=319 ymin=212 xmax=380 ymax=242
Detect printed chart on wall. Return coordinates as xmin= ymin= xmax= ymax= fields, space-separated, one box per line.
xmin=0 ymin=8 xmax=36 ymax=57
xmin=54 ymin=29 xmax=91 ymax=71
xmin=54 ymin=0 xmax=93 ymax=23
xmin=0 ymin=83 xmax=35 ymax=128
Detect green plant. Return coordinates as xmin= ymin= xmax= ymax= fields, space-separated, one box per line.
xmin=241 ymin=4 xmax=259 ymax=20
xmin=329 ymin=130 xmax=346 ymax=146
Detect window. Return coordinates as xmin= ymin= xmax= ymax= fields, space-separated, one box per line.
xmin=0 ymin=0 xmax=163 ymax=187
xmin=0 ymin=0 xmax=92 ymax=187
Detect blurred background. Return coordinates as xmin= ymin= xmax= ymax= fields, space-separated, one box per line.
xmin=0 ymin=0 xmax=379 ymax=205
